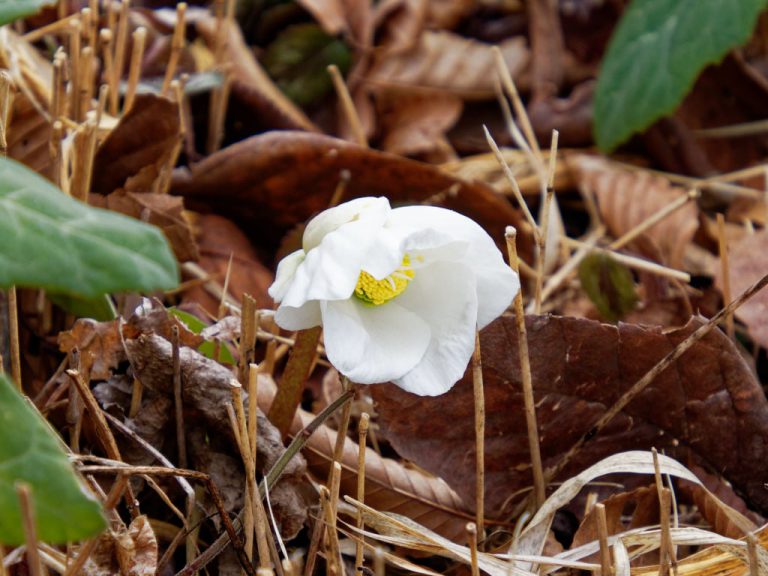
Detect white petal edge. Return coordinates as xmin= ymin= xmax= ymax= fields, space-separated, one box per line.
xmin=391 ymin=261 xmax=478 ymax=396
xmin=268 ymin=249 xmax=305 ymax=302
xmin=321 ymin=298 xmax=431 ymax=385
xmin=274 ymin=300 xmax=322 ymax=331
xmin=386 ymin=205 xmax=518 ymax=327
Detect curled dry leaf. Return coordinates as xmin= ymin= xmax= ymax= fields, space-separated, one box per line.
xmin=89 ymin=191 xmax=199 ymax=262
xmin=568 ymin=154 xmax=699 ymax=268
xmin=714 ymin=228 xmax=768 ymax=349
xmin=366 ymin=31 xmax=529 ymax=99
xmin=372 ymin=314 xmax=768 ymax=516
xmin=91 ymin=94 xmax=180 ymax=195
xmin=82 ymin=515 xmax=157 ymax=576
xmin=182 ymin=213 xmax=274 ymax=315
xmin=194 ymin=16 xmax=319 ymax=133
xmin=171 ymin=131 xmax=528 ymax=256
xmin=255 ymin=375 xmax=491 ymax=542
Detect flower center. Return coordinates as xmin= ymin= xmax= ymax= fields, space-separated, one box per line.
xmin=354 ymin=256 xmax=414 ymax=306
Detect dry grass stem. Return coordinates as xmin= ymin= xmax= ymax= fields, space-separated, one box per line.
xmin=328 ymin=64 xmax=367 ymax=147
xmin=548 ymin=272 xmax=768 ymax=482
xmin=373 ymin=547 xmax=385 ymax=576
xmin=207 ymin=63 xmax=232 ymax=154
xmin=534 ymin=130 xmax=559 ymax=313
xmin=22 ymin=12 xmax=80 ymax=43
xmin=484 ymin=127 xmax=538 ymax=234
xmin=304 ymin=487 xmax=329 ymax=576
xmin=609 ymin=189 xmax=699 ymax=251
xmin=329 ymin=169 xmax=350 ymax=208
xmin=493 ymin=46 xmax=541 ymax=157
xmin=596 ymin=503 xmax=612 ymax=576
xmin=16 ymin=483 xmax=44 ymax=576
xmin=471 ymin=331 xmax=486 ymax=535
xmin=162 ymin=2 xmax=187 ymax=95
xmin=326 ymin=462 xmax=344 ymax=575
xmin=467 ymin=522 xmax=480 ymax=576
xmin=562 ymin=237 xmax=691 ymax=282
xmin=110 ymin=0 xmax=130 ymax=115
xmin=68 ymin=19 xmax=82 ymax=121
xmin=51 ymin=50 xmax=67 ymax=121
xmin=239 ymin=295 xmax=257 ymax=383
xmin=171 ymin=326 xmax=187 ymax=468
xmin=217 ymin=252 xmax=235 ymax=319
xmin=716 ymin=213 xmax=734 ymax=338
xmin=505 ymin=227 xmax=546 ymax=509
xmin=355 ymin=413 xmax=370 ymax=573
xmin=747 ymin=534 xmax=760 ymax=576
xmin=123 ymin=27 xmax=146 ymax=113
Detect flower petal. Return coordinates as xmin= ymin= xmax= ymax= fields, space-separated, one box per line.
xmin=303 ymin=197 xmax=390 ymax=251
xmin=387 ymin=206 xmax=518 ymax=327
xmin=282 ymin=199 xmax=393 ymax=307
xmin=275 ymin=301 xmax=321 ymax=330
xmin=392 ymin=261 xmax=478 ymax=396
xmin=321 ymin=298 xmax=431 ymax=384
xmin=268 ymin=249 xmax=305 ymax=302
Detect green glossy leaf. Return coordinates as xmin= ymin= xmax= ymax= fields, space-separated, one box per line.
xmin=263 ymin=23 xmax=351 ymax=106
xmin=578 ymin=252 xmax=638 ymax=322
xmin=0 ymin=374 xmax=105 ymax=544
xmin=0 ymin=157 xmax=178 ymax=298
xmin=0 ymin=0 xmax=56 ymax=26
xmin=169 ymin=308 xmax=236 ymax=364
xmin=594 ymin=0 xmax=767 ymax=151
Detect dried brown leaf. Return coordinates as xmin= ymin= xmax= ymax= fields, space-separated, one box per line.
xmin=255 ymin=375 xmax=491 ymax=542
xmin=372 ymin=314 xmax=768 ymax=517
xmin=568 ymin=154 xmax=699 ymax=268
xmin=82 ymin=515 xmax=157 ymax=576
xmin=171 ymin=131 xmax=529 ymax=257
xmin=181 ymin=213 xmax=274 ymax=315
xmin=91 ymin=94 xmax=180 ymax=195
xmin=58 ymin=318 xmax=123 ymax=380
xmin=365 ymin=31 xmax=529 ymax=99
xmin=714 ymin=228 xmax=768 ymax=349
xmin=377 ymin=89 xmax=462 ymax=156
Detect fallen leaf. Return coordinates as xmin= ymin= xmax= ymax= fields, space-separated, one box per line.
xmin=372 ymin=314 xmax=768 ymax=516
xmin=58 ymin=318 xmax=123 ymax=380
xmin=365 ymin=32 xmax=529 ymax=99
xmin=377 ymin=89 xmax=463 ymax=156
xmin=181 ymin=213 xmax=274 ymax=315
xmin=82 ymin=515 xmax=157 ymax=576
xmin=171 ymin=131 xmax=529 ymax=257
xmin=91 ymin=93 xmax=180 ymax=196
xmin=568 ymin=154 xmax=699 ymax=268
xmin=714 ymin=228 xmax=768 ymax=349
xmin=90 ymin=191 xmax=199 ymax=262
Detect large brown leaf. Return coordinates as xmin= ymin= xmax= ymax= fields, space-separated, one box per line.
xmin=372 ymin=314 xmax=768 ymax=516
xmin=171 ymin=131 xmax=528 ymax=255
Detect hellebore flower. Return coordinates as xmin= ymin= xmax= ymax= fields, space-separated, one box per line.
xmin=268 ymin=197 xmax=519 ymax=396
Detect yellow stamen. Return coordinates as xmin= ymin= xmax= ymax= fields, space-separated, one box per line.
xmin=354 ymin=256 xmax=414 ymax=306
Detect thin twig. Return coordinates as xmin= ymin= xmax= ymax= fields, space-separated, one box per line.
xmin=355 ymin=413 xmax=370 ymax=573
xmin=123 ymin=27 xmax=146 ymax=114
xmin=16 ymin=483 xmax=43 ymax=576
xmin=467 ymin=522 xmax=480 ymax=576
xmin=162 ymin=3 xmax=187 ymax=95
xmin=110 ymin=0 xmax=130 ymax=115
xmin=172 ymin=326 xmax=187 ymax=468
xmin=506 ymin=227 xmax=546 ymax=509
xmin=328 ymin=64 xmax=367 ymax=147
xmin=472 ymin=332 xmax=486 ymax=535
xmin=596 ymin=503 xmax=612 ymax=576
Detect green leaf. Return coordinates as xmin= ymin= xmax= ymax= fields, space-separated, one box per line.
xmin=594 ymin=0 xmax=767 ymax=151
xmin=169 ymin=307 xmax=236 ymax=365
xmin=578 ymin=252 xmax=638 ymax=322
xmin=0 ymin=157 xmax=178 ymax=298
xmin=0 ymin=374 xmax=105 ymax=544
xmin=263 ymin=23 xmax=351 ymax=107
xmin=48 ymin=293 xmax=117 ymax=321
xmin=0 ymin=0 xmax=56 ymax=26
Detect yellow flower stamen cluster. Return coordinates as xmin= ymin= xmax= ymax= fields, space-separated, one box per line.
xmin=354 ymin=256 xmax=414 ymax=306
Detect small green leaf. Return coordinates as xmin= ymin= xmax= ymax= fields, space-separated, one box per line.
xmin=169 ymin=308 xmax=236 ymax=364
xmin=578 ymin=252 xmax=638 ymax=322
xmin=0 ymin=157 xmax=178 ymax=298
xmin=594 ymin=0 xmax=768 ymax=151
xmin=0 ymin=0 xmax=56 ymax=26
xmin=262 ymin=23 xmax=351 ymax=106
xmin=0 ymin=374 xmax=105 ymax=544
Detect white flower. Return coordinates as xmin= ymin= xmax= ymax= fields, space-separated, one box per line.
xmin=268 ymin=197 xmax=520 ymax=396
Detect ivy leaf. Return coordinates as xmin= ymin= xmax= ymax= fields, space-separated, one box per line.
xmin=0 ymin=0 xmax=56 ymax=25
xmin=0 ymin=374 xmax=105 ymax=544
xmin=0 ymin=157 xmax=178 ymax=299
xmin=594 ymin=0 xmax=767 ymax=151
